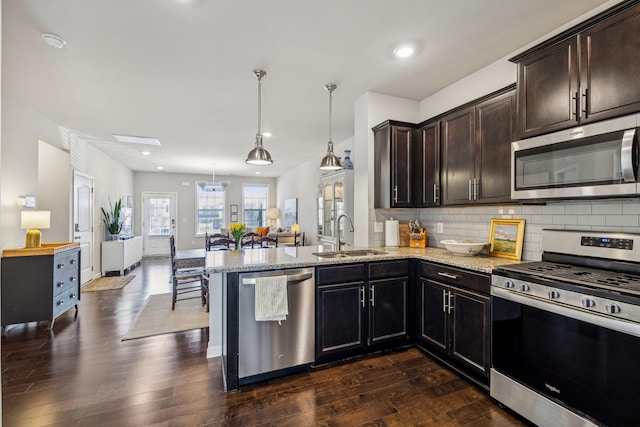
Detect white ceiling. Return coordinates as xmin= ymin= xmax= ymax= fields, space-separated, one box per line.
xmin=3 ymin=0 xmax=610 ymax=178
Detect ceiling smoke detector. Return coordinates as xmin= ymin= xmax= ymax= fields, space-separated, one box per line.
xmin=41 ymin=33 xmax=66 ymax=49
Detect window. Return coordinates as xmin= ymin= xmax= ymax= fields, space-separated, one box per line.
xmin=243 ymin=184 xmax=268 ymax=228
xmin=196 ymin=181 xmax=226 ymax=235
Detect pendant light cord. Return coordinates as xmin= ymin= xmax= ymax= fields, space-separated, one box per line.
xmin=257 ymin=75 xmax=262 ymax=136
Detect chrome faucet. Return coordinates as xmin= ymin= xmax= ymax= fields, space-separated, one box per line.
xmin=336 ymin=213 xmax=354 ymax=252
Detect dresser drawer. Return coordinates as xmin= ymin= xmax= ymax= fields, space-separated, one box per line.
xmin=54 ymin=251 xmax=79 ymax=276
xmin=53 ymin=288 xmax=79 ymax=318
xmin=53 ymin=273 xmax=79 ymax=297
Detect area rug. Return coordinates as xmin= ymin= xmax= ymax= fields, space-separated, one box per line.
xmin=122 ymin=293 xmax=208 ymax=340
xmin=81 ymin=275 xmax=135 ymax=292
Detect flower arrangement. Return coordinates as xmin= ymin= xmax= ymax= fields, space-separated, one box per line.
xmin=230 ymin=223 xmax=246 ymax=250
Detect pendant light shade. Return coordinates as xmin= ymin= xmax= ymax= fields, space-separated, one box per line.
xmin=246 ymin=69 xmax=273 ymax=165
xmin=319 ymin=83 xmax=342 ymax=170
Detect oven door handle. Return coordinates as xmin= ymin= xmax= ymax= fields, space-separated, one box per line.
xmin=621 ymin=128 xmax=637 ymax=183
xmin=492 ymin=287 xmax=640 ymax=338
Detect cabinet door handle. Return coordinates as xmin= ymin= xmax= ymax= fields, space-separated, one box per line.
xmin=360 ymin=286 xmax=365 ymax=308
xmin=448 ymin=292 xmax=454 ymax=314
xmin=57 ymin=263 xmax=65 ymax=269
xmin=571 ymin=90 xmax=579 ymax=121
xmin=437 ymin=272 xmax=459 ymax=280
xmin=581 ymin=88 xmax=588 ymax=118
xmin=370 ymin=286 xmax=375 ymax=306
xmin=433 ymin=184 xmax=439 ymax=204
xmin=393 ymin=186 xmax=398 ymax=203
xmin=468 ymin=179 xmax=472 ymax=201
xmin=442 ymin=290 xmax=448 ymax=313
xmin=473 ymin=179 xmax=479 ymax=200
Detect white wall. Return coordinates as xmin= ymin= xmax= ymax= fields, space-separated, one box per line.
xmin=135 ymin=172 xmax=276 ymax=251
xmin=38 ymin=140 xmax=71 ymax=243
xmin=275 ymin=138 xmax=354 ymax=246
xmin=1 ymin=99 xmax=67 ymax=250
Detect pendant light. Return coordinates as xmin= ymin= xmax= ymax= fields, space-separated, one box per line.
xmin=245 ymin=69 xmax=273 ymax=165
xmin=319 ymin=83 xmax=342 ymax=170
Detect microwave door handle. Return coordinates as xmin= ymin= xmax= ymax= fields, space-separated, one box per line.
xmin=620 ymin=128 xmax=636 ymax=182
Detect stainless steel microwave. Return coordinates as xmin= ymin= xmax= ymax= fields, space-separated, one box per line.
xmin=511 ymin=114 xmax=640 ymax=200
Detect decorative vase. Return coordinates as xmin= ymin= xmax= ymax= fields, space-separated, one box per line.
xmin=342 ymin=150 xmax=353 ymax=170
xmin=233 ymin=234 xmax=244 ymax=251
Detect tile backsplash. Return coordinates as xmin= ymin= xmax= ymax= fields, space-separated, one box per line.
xmin=373 ymin=199 xmax=640 ymax=261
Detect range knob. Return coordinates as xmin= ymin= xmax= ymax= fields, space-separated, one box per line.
xmin=548 ymin=290 xmax=560 ymax=299
xmin=581 ymin=298 xmax=596 ymax=308
xmin=504 ymin=280 xmax=515 ymax=289
xmin=606 ymin=304 xmax=621 ymax=314
xmin=520 ymin=284 xmax=530 ymax=292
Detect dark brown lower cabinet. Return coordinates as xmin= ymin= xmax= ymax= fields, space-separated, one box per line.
xmin=316 ymin=261 xmax=408 ymax=364
xmin=416 ymin=262 xmax=491 ymax=387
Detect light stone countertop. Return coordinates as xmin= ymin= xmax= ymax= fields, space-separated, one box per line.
xmin=205 ymin=245 xmax=526 ymax=275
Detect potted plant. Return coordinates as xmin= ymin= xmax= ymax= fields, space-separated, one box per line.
xmin=101 ymin=198 xmax=124 ymax=240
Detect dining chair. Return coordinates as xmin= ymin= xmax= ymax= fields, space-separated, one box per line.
xmin=256 ymin=235 xmax=278 ymax=248
xmin=205 ymin=232 xmax=233 ymax=250
xmin=241 ymin=232 xmax=261 ymax=248
xmin=294 ymin=232 xmax=306 ymax=246
xmin=170 ymin=235 xmax=209 ymax=311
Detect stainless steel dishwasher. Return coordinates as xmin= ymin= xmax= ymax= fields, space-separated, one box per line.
xmin=238 ymin=267 xmax=315 ymax=382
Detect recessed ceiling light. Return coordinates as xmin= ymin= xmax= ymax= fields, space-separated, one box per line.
xmin=156 ymin=165 xmax=164 ymax=170
xmin=41 ymin=33 xmax=66 ymax=49
xmin=393 ymin=43 xmax=416 ymax=58
xmin=255 ymin=171 xmax=261 ymax=175
xmin=113 ymin=134 xmax=161 ymax=146
xmin=141 ymin=150 xmax=151 ymax=156
xmin=262 ymin=131 xmax=272 ymax=138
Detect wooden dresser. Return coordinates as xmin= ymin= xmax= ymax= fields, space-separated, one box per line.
xmin=1 ymin=242 xmax=81 ymax=332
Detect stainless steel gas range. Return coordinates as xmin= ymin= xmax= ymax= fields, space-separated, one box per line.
xmin=491 ymin=229 xmax=640 ymax=427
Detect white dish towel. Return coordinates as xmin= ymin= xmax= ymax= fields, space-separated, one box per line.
xmin=254 ymin=275 xmax=288 ymax=322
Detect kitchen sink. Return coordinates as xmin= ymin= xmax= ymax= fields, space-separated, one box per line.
xmin=312 ymin=249 xmax=388 ymax=258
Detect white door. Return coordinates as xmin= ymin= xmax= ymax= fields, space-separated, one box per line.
xmin=73 ymin=171 xmax=94 ymax=284
xmin=142 ymin=192 xmax=177 ymax=256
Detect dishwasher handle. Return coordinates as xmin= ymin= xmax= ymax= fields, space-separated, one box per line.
xmin=241 ymin=272 xmax=313 ymax=285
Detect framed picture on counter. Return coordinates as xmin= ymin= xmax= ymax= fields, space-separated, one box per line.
xmin=488 ymin=219 xmax=525 ymax=260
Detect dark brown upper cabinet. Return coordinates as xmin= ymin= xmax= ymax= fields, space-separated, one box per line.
xmin=441 ymin=87 xmax=516 ymax=205
xmin=512 ymin=1 xmax=640 ymax=139
xmin=418 ymin=121 xmax=441 ymax=207
xmin=373 ymin=120 xmax=419 ymax=208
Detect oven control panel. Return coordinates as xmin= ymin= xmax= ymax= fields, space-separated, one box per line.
xmin=581 ymin=236 xmax=633 ymax=250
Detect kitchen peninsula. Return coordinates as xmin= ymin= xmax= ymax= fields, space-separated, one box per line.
xmin=206 ymin=245 xmax=522 ymax=391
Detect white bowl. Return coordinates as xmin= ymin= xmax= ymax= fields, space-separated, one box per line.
xmin=441 ymin=240 xmax=487 ymax=256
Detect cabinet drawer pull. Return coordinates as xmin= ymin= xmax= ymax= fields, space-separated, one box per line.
xmin=360 ymin=286 xmax=365 ymax=308
xmin=581 ymin=88 xmax=588 ymax=118
xmin=69 ymin=276 xmax=76 ymax=282
xmin=69 ymin=293 xmax=76 ymax=299
xmin=57 ymin=300 xmax=65 ymax=306
xmin=70 ymin=259 xmax=77 ymax=265
xmin=437 ymin=272 xmax=458 ymax=280
xmin=56 ymin=281 xmax=64 ymax=287
xmin=57 ymin=263 xmax=65 ymax=269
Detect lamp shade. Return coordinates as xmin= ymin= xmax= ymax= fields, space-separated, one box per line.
xmin=266 ymin=208 xmax=280 ymax=220
xmin=21 ymin=210 xmax=51 ymax=229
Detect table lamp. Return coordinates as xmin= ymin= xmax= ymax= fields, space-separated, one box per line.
xmin=291 ymin=223 xmax=300 ymax=234
xmin=266 ymin=208 xmax=280 ymax=227
xmin=21 ymin=210 xmax=51 ymax=248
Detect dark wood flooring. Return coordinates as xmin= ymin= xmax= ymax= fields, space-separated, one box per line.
xmin=2 ymin=258 xmax=527 ymax=426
